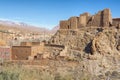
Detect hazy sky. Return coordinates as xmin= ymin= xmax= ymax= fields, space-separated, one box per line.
xmin=0 ymin=0 xmax=119 ymax=29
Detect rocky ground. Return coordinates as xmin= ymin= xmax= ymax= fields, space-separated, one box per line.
xmin=0 ymin=27 xmax=119 ymax=80
xmin=47 ymin=26 xmax=120 ymax=80
xmin=0 ymin=57 xmax=120 ymax=80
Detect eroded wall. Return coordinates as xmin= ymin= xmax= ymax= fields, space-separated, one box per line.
xmin=11 ymin=46 xmax=31 ymax=60
xmin=113 ymin=18 xmax=120 ymax=28
xmin=60 ymin=9 xmax=113 ymax=29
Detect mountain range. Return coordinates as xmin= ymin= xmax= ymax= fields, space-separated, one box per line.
xmin=0 ymin=20 xmax=59 ymax=34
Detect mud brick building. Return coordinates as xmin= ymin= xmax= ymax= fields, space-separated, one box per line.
xmin=11 ymin=8 xmax=120 ymax=61
xmin=49 ymin=8 xmax=120 ymax=58
xmin=60 ymin=9 xmax=113 ymax=30
xmin=11 ymin=42 xmax=44 ymax=60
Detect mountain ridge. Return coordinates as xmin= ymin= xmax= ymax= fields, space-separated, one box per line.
xmin=0 ymin=20 xmax=58 ymax=34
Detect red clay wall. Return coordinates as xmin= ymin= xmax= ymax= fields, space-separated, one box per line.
xmin=11 ymin=46 xmax=31 ymax=60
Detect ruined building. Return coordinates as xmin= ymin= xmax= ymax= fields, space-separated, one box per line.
xmin=11 ymin=42 xmax=45 ymax=60
xmin=49 ymin=8 xmax=120 ymax=59
xmin=11 ymin=9 xmax=120 ymax=61
xmin=9 ymin=8 xmax=120 ymax=80
xmin=60 ymin=8 xmax=113 ymax=30
xmin=47 ymin=9 xmax=120 ymax=79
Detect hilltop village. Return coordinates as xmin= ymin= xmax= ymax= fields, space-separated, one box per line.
xmin=0 ymin=8 xmax=120 ymax=80
xmin=0 ymin=8 xmax=119 ymax=61
xmin=12 ymin=9 xmax=120 ymax=60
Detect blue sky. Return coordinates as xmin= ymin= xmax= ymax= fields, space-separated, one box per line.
xmin=0 ymin=0 xmax=120 ymax=29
